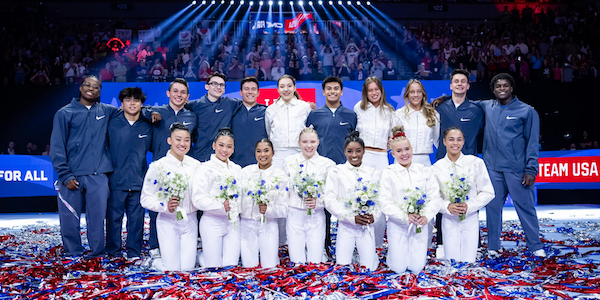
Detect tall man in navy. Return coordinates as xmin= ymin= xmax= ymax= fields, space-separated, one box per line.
xmin=432 ymin=69 xmax=484 ymax=258
xmin=305 ymin=76 xmax=357 ymax=253
xmin=435 ymin=69 xmax=484 ymax=160
xmin=106 ymin=87 xmax=152 ymax=259
xmin=50 ymin=76 xmax=117 ymax=258
xmin=481 ymin=73 xmax=545 ymax=258
xmin=186 ymin=73 xmax=242 ymax=162
xmin=306 ymin=76 xmax=357 ymax=164
xmin=231 ymin=77 xmax=268 ymax=167
xmin=148 ymin=78 xmax=197 ymax=255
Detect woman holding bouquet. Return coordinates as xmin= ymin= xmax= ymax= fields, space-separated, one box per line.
xmin=324 ymin=131 xmax=381 ymax=270
xmin=378 ymin=126 xmax=442 ymax=274
xmin=283 ymin=127 xmax=335 ymax=264
xmin=239 ymin=138 xmax=288 ymax=268
xmin=192 ymin=128 xmax=243 ymax=268
xmin=431 ymin=127 xmax=494 ymax=263
xmin=141 ymin=123 xmax=201 ymax=271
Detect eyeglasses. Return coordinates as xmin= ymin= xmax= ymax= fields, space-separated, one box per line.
xmin=82 ymin=82 xmax=101 ymax=90
xmin=207 ymin=82 xmax=226 ymax=88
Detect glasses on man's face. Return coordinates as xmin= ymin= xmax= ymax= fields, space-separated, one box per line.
xmin=82 ymin=82 xmax=101 ymax=91
xmin=208 ymin=82 xmax=226 ymax=88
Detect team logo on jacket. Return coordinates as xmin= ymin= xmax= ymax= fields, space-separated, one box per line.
xmin=339 ymin=122 xmax=349 ymax=126
xmin=96 ymin=115 xmax=106 ymax=120
xmin=215 ymin=109 xmax=224 ymax=113
xmin=182 ymin=122 xmax=192 ymax=125
xmin=138 ymin=134 xmax=148 ymax=139
xmin=254 ymin=117 xmax=264 ymax=121
xmin=506 ymin=116 xmax=518 ymax=120
xmin=460 ymin=118 xmax=470 ymax=122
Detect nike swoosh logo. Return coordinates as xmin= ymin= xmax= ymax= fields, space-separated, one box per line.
xmin=215 ymin=109 xmax=224 ymax=113
xmin=182 ymin=122 xmax=192 ymax=126
xmin=96 ymin=115 xmax=106 ymax=120
xmin=254 ymin=117 xmax=264 ymax=121
xmin=506 ymin=116 xmax=518 ymax=120
xmin=339 ymin=122 xmax=349 ymax=126
xmin=460 ymin=118 xmax=470 ymax=122
xmin=138 ymin=134 xmax=148 ymax=139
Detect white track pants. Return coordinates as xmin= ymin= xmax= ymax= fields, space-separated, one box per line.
xmin=386 ymin=219 xmax=429 ymax=274
xmin=442 ymin=212 xmax=479 ymax=263
xmin=286 ymin=207 xmax=325 ymax=264
xmin=240 ymin=218 xmax=280 ymax=268
xmin=199 ymin=214 xmax=240 ymax=268
xmin=336 ymin=222 xmax=377 ymax=270
xmin=157 ymin=212 xmax=198 ymax=271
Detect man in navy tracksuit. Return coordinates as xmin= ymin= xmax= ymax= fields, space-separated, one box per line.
xmin=186 ymin=73 xmax=242 ymax=162
xmin=305 ymin=76 xmax=357 ymax=254
xmin=148 ymin=78 xmax=197 ymax=255
xmin=50 ymin=76 xmax=119 ymax=258
xmin=480 ymin=73 xmax=545 ymax=258
xmin=106 ymin=87 xmax=152 ymax=259
xmin=435 ymin=70 xmax=484 ymax=160
xmin=306 ymin=77 xmax=357 ymax=164
xmin=433 ymin=70 xmax=484 ymax=258
xmin=231 ymin=77 xmax=268 ymax=167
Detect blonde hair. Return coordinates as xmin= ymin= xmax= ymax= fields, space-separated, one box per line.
xmin=277 ymin=75 xmax=301 ymax=101
xmin=390 ymin=125 xmax=409 ymax=144
xmin=403 ymin=79 xmax=438 ymax=127
xmin=359 ymin=77 xmax=395 ymax=112
xmin=299 ymin=126 xmax=318 ymax=141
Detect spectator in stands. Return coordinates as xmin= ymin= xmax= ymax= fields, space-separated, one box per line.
xmin=30 ymin=60 xmax=51 ymax=86
xmin=4 ymin=141 xmax=16 ymax=155
xmin=25 ymin=142 xmax=36 ymax=155
xmin=271 ymin=59 xmax=285 ymax=81
xmin=150 ymin=59 xmax=166 ymax=82
xmin=299 ymin=56 xmax=313 ymax=81
xmin=14 ymin=56 xmax=30 ymax=85
xmin=99 ymin=62 xmax=114 ymax=82
xmin=321 ymin=45 xmax=334 ymax=77
xmin=228 ymin=56 xmax=244 ymax=81
xmin=355 ymin=62 xmax=368 ymax=81
xmin=245 ymin=60 xmax=258 ymax=79
xmin=383 ymin=61 xmax=396 ymax=80
xmin=287 ymin=52 xmax=300 ymax=79
xmin=41 ymin=144 xmax=50 ymax=156
xmin=370 ymin=59 xmax=384 ymax=79
xmin=260 ymin=52 xmax=272 ymax=80
xmin=579 ymin=131 xmax=593 ymax=149
xmin=431 ymin=55 xmax=442 ymax=80
xmin=338 ymin=56 xmax=352 ymax=81
xmin=184 ymin=60 xmax=197 ymax=81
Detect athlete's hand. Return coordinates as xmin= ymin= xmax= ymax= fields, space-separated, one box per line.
xmin=448 ymin=203 xmax=468 ymax=215
xmin=167 ymin=197 xmax=179 ymax=213
xmin=309 ymin=102 xmax=317 ymax=110
xmin=151 ymin=112 xmax=162 ymax=123
xmin=66 ymin=179 xmax=79 ymax=190
xmin=305 ymin=198 xmax=317 ymax=209
xmin=355 ymin=214 xmax=374 ymax=225
xmin=258 ymin=203 xmax=268 ymax=214
xmin=223 ymin=200 xmax=231 ymax=212
xmin=522 ymin=174 xmax=536 ymax=187
xmin=431 ymin=95 xmax=447 ymax=108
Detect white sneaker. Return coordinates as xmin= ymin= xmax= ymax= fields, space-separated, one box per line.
xmin=436 ymin=246 xmax=445 ymax=259
xmin=533 ymin=249 xmax=546 ymax=257
xmin=149 ymin=248 xmax=161 ymax=258
xmin=488 ymin=249 xmax=503 ymax=258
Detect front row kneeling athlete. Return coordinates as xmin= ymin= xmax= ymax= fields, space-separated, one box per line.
xmin=378 ymin=125 xmax=442 ymax=274
xmin=140 ymin=123 xmax=201 ymax=271
xmin=324 ymin=131 xmax=380 ymax=270
xmin=192 ymin=128 xmax=243 ymax=268
xmin=239 ymin=138 xmax=288 ymax=268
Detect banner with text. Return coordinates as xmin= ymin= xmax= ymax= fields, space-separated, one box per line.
xmin=0 ymin=155 xmax=57 ymax=198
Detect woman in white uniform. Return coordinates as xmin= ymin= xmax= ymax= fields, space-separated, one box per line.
xmin=192 ymin=128 xmax=243 ymax=268
xmin=141 ymin=123 xmax=201 ymax=271
xmin=265 ymin=75 xmax=312 ymax=169
xmin=239 ymin=138 xmax=288 ymax=268
xmin=283 ymin=127 xmax=335 ymax=264
xmin=353 ymin=76 xmax=397 ymax=248
xmin=378 ymin=125 xmax=442 ymax=274
xmin=324 ymin=131 xmax=381 ymax=270
xmin=395 ymin=79 xmax=440 ymax=166
xmin=431 ymin=127 xmax=494 ymax=263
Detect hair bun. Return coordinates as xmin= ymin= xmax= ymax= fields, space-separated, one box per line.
xmin=391 ymin=125 xmax=405 ymax=136
xmin=346 ymin=131 xmax=360 ymax=141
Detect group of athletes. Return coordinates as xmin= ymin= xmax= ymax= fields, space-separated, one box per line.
xmin=50 ymin=69 xmax=545 ymax=272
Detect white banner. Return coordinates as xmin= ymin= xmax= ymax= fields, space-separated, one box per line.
xmin=197 ymin=28 xmax=212 ymax=45
xmin=138 ymin=29 xmax=155 ymax=42
xmin=115 ymin=29 xmax=132 ymax=42
xmin=179 ymin=30 xmax=192 ymax=49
